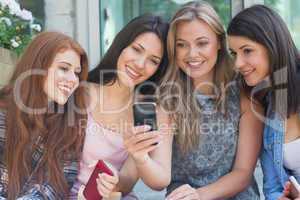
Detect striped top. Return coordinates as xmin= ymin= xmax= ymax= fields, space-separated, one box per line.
xmin=0 ymin=111 xmax=79 ymax=199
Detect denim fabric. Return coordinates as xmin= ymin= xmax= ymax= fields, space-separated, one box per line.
xmin=260 ymin=94 xmax=299 ymax=200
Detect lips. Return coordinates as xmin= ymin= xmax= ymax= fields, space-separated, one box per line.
xmin=186 ymin=60 xmax=205 ymax=69
xmin=240 ymin=69 xmax=255 ymax=77
xmin=58 ymin=83 xmax=73 ymax=97
xmin=125 ymin=65 xmax=142 ymax=80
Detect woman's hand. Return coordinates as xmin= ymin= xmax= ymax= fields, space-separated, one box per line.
xmin=278 ymin=181 xmax=300 ymax=200
xmin=96 ymin=168 xmax=119 ymax=198
xmin=124 ymin=125 xmax=163 ymax=165
xmin=166 ymin=184 xmax=201 ymax=200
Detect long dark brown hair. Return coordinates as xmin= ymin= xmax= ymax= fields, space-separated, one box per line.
xmin=88 ymin=14 xmax=169 ymax=95
xmin=0 ymin=31 xmax=88 ymax=199
xmin=227 ymin=5 xmax=300 ymax=117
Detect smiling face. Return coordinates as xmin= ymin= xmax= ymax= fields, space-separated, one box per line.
xmin=116 ymin=32 xmax=163 ymax=87
xmin=228 ymin=36 xmax=270 ymax=86
xmin=44 ymin=49 xmax=82 ymax=105
xmin=175 ymin=19 xmax=220 ymax=85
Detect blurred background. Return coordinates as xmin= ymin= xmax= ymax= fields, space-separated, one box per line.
xmin=1 ymin=0 xmax=300 ymax=198
xmin=17 ymin=0 xmax=300 ymax=69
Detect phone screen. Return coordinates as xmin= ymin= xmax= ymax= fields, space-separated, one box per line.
xmin=133 ymin=102 xmax=157 ymax=131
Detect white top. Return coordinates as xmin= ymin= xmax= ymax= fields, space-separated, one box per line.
xmin=284 ymin=138 xmax=300 ymax=178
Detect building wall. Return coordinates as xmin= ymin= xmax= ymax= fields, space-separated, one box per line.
xmin=44 ymin=0 xmax=75 ymax=38
xmin=42 ymin=0 xmax=268 ymax=70
xmin=44 ymin=0 xmax=100 ymax=69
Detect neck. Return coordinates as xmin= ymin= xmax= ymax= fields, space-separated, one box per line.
xmin=102 ymin=80 xmax=135 ymax=109
xmin=192 ymin=73 xmax=215 ymax=95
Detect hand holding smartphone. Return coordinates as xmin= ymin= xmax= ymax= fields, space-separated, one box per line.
xmin=133 ymin=102 xmax=157 ymax=131
xmin=83 ymin=160 xmax=114 ymax=200
xmin=289 ymin=176 xmax=300 ymax=199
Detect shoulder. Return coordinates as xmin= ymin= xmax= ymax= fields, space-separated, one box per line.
xmin=86 ymin=82 xmax=102 ymax=108
xmin=240 ymin=91 xmax=263 ymax=116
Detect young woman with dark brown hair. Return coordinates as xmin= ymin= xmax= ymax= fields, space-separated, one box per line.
xmin=0 ymin=31 xmax=88 ymax=199
xmin=228 ymin=5 xmax=300 ymax=200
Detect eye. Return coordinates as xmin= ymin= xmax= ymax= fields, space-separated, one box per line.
xmin=197 ymin=41 xmax=208 ymax=47
xmin=59 ymin=66 xmax=69 ymax=72
xmin=176 ymin=42 xmax=186 ymax=48
xmin=151 ymin=59 xmax=160 ymax=66
xmin=132 ymin=46 xmax=141 ymax=53
xmin=243 ymin=48 xmax=253 ymax=55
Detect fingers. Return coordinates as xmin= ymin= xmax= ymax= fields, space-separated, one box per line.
xmin=123 ymin=125 xmax=151 ymax=139
xmin=278 ymin=197 xmax=291 ymax=200
xmin=124 ymin=131 xmax=163 ymax=152
xmin=166 ymin=184 xmax=199 ymax=200
xmin=283 ymin=182 xmax=292 ymax=197
xmin=96 ymin=173 xmax=119 ymax=198
xmin=129 ymin=135 xmax=161 ymax=151
xmin=123 ymin=125 xmax=164 ymax=164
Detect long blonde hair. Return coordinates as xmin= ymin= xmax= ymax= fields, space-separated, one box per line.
xmin=160 ymin=0 xmax=234 ymax=154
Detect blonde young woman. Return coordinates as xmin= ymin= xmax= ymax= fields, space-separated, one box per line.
xmin=160 ymin=1 xmax=263 ymax=200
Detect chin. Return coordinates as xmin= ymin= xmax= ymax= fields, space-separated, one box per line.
xmin=245 ymin=79 xmax=259 ymax=87
xmin=55 ymin=97 xmax=68 ymax=105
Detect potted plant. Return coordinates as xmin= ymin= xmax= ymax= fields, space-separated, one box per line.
xmin=0 ymin=0 xmax=41 ymax=87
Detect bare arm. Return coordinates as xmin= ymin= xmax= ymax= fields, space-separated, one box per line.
xmin=122 ymin=106 xmax=174 ymax=191
xmin=114 ymin=156 xmax=139 ymax=195
xmin=196 ymin=93 xmax=263 ymax=199
xmin=135 ymin=106 xmax=173 ymax=190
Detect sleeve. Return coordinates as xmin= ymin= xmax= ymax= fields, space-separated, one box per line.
xmin=260 ymin=148 xmax=283 ymax=200
xmin=16 ymin=184 xmax=57 ymax=200
xmin=17 ymin=159 xmax=79 ymax=200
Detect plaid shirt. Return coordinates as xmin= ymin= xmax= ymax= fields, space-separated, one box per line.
xmin=0 ymin=112 xmax=79 ymax=199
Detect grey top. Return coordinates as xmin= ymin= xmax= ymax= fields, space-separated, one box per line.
xmin=167 ymin=82 xmax=260 ymax=200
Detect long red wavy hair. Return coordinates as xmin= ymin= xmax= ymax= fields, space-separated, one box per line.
xmin=0 ymin=31 xmax=88 ymax=199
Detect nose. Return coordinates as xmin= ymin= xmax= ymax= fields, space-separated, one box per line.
xmin=234 ymin=54 xmax=245 ymax=71
xmin=134 ymin=57 xmax=146 ymax=69
xmin=66 ymin=71 xmax=78 ymax=83
xmin=188 ymin=45 xmax=199 ymax=58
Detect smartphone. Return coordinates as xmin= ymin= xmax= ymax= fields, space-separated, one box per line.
xmin=289 ymin=176 xmax=300 ymax=199
xmin=133 ymin=102 xmax=157 ymax=131
xmin=83 ymin=160 xmax=114 ymax=200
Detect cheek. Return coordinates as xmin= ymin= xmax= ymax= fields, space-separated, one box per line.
xmin=52 ymin=69 xmax=66 ymax=82
xmin=145 ymin=65 xmax=159 ymax=78
xmin=206 ymin=45 xmax=219 ymax=60
xmin=118 ymin=48 xmax=134 ymax=64
xmin=175 ymin=53 xmax=186 ymax=68
xmin=74 ymin=79 xmax=80 ymax=89
xmin=175 ymin=48 xmax=186 ymax=59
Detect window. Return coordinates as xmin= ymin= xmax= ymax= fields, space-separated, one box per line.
xmin=18 ymin=0 xmax=45 ymax=27
xmin=140 ymin=0 xmax=231 ymax=26
xmin=265 ymin=0 xmax=300 ymax=48
xmin=99 ymin=0 xmax=232 ymax=55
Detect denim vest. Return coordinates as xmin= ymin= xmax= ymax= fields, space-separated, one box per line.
xmin=260 ymin=94 xmax=299 ymax=200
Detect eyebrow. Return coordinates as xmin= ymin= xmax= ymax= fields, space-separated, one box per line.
xmin=239 ymin=44 xmax=252 ymax=49
xmin=195 ymin=36 xmax=209 ymax=41
xmin=58 ymin=61 xmax=81 ymax=71
xmin=176 ymin=36 xmax=209 ymax=41
xmin=58 ymin=61 xmax=71 ymax=65
xmin=136 ymin=43 xmax=162 ymax=60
